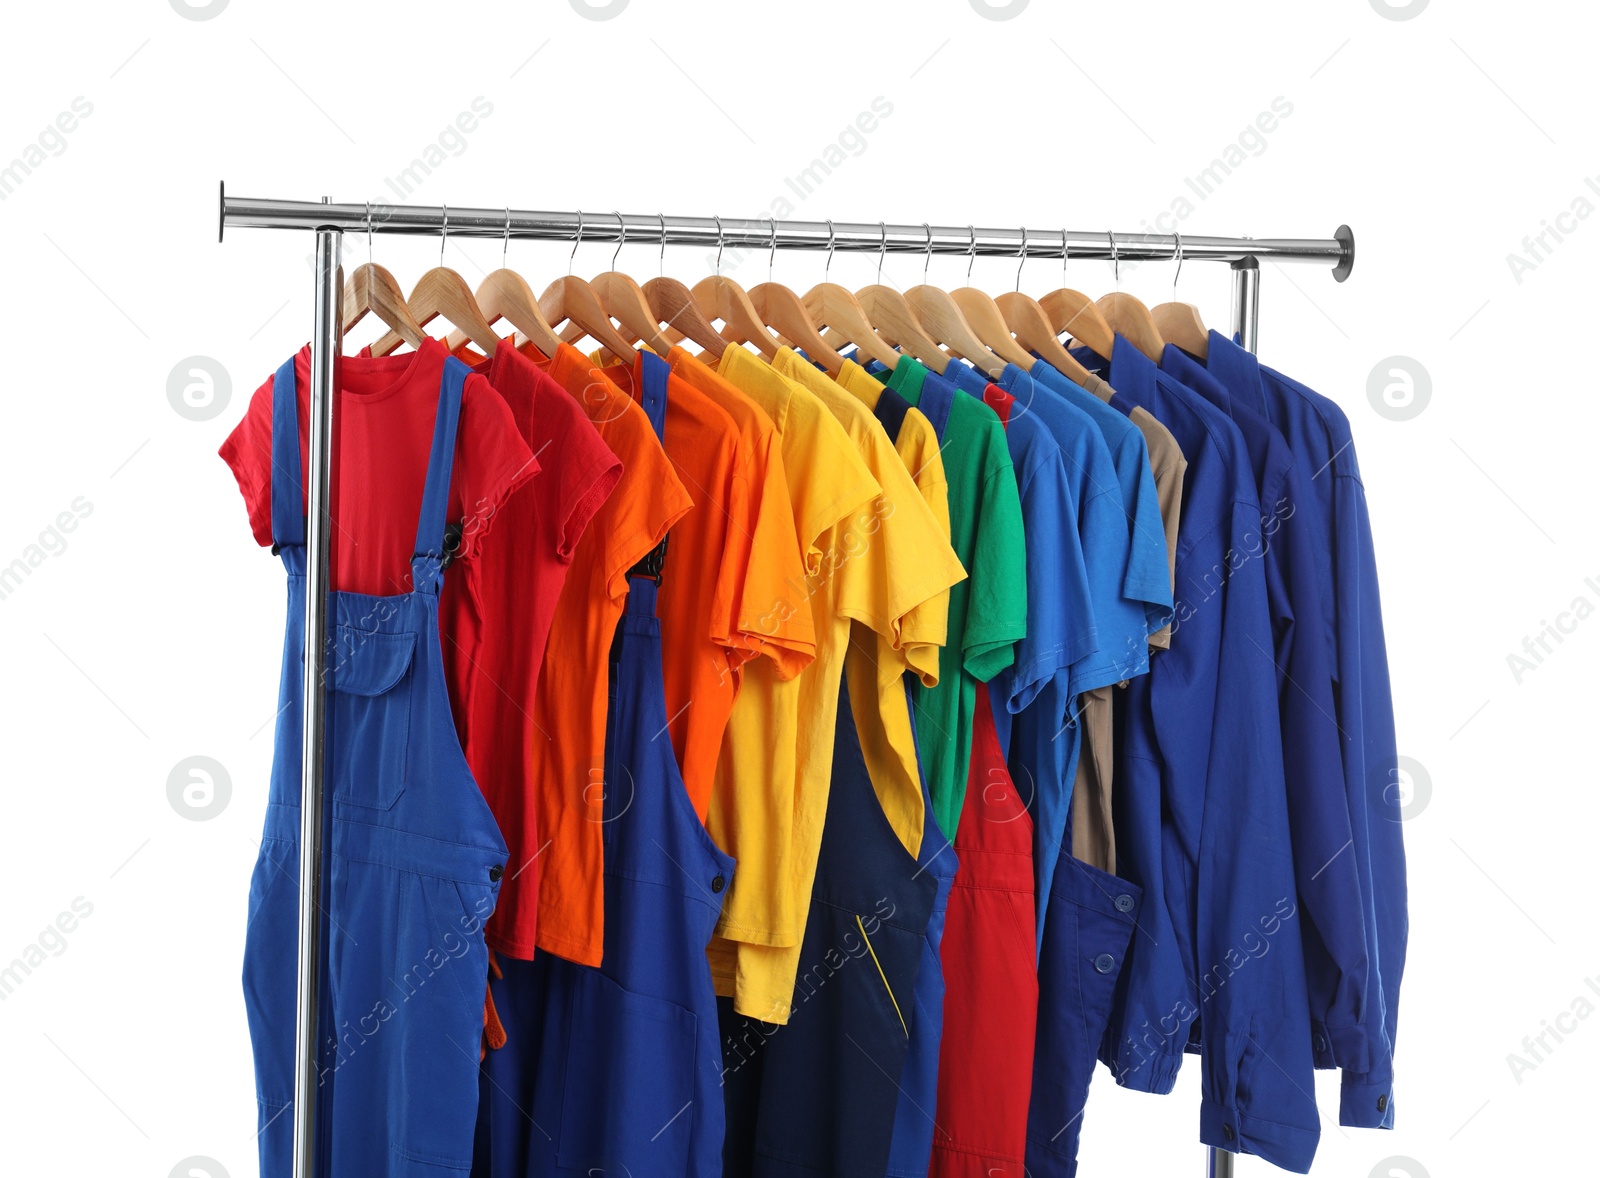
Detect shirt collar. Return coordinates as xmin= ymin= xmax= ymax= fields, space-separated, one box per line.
xmin=1107 ymin=333 xmax=1158 ymax=408
xmin=1204 ymin=329 xmax=1267 ymax=415
xmin=1160 ymin=343 xmax=1233 ymax=419
xmin=946 ymin=359 xmax=991 ymax=397
xmin=916 ymin=364 xmax=958 ymax=439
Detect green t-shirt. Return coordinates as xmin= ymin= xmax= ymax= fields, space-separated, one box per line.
xmin=880 ymin=355 xmax=1027 ymax=839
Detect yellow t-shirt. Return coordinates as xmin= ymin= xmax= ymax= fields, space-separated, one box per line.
xmin=833 ymin=358 xmax=952 ymax=686
xmin=670 ymin=346 xmax=869 ymax=960
xmin=708 ymin=346 xmax=964 ymax=1023
xmin=772 ymin=349 xmax=966 ymax=865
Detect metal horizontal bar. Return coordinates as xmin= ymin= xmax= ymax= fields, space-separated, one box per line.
xmin=219 ymin=185 xmax=1354 ymax=280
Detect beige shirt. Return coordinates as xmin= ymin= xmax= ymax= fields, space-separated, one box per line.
xmin=1081 ymin=371 xmax=1185 ymax=650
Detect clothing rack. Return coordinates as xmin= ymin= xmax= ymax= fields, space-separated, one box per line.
xmin=217 ymin=184 xmax=1355 ymax=1178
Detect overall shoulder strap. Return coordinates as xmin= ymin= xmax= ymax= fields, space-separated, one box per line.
xmin=269 ymin=356 xmax=305 ymax=557
xmin=624 ymin=352 xmax=672 ymax=617
xmin=410 ymin=355 xmax=469 ymax=595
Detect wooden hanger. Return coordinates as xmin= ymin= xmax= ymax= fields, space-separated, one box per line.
xmin=1038 ymin=227 xmax=1117 ymax=359
xmin=462 ymin=268 xmax=562 ymax=357
xmin=905 ymin=226 xmax=1007 ymax=377
xmin=343 ymin=262 xmax=426 ymax=351
xmin=585 ymin=271 xmax=675 ymax=355
xmin=1152 ymin=303 xmax=1208 ymax=358
xmin=752 ymin=282 xmax=847 ymax=373
xmin=995 ymin=291 xmax=1098 ymax=386
xmin=732 ymin=217 xmax=842 ymax=371
xmin=684 ymin=217 xmax=778 ymax=359
xmin=1151 ymin=236 xmax=1208 ymax=358
xmin=1097 ymin=292 xmax=1165 ymax=362
xmin=690 ymin=275 xmax=780 ymax=359
xmin=644 ymin=277 xmax=729 ymax=357
xmin=539 ymin=213 xmax=639 ymax=365
xmin=439 ymin=211 xmax=561 ymax=357
xmin=342 ymin=206 xmax=427 ymax=351
xmin=372 ymin=205 xmax=499 ymax=357
xmin=949 ymin=229 xmax=1045 ymax=373
xmin=951 ymin=289 xmax=1036 ymax=371
xmin=907 ymin=286 xmax=1005 ymax=378
xmin=822 ymin=223 xmax=926 ymax=371
xmin=851 ymin=285 xmax=947 ymax=373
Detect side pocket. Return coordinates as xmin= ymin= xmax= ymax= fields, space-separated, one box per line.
xmin=557 ymin=969 xmax=698 ymax=1175
xmin=326 ymin=624 xmax=415 ymax=811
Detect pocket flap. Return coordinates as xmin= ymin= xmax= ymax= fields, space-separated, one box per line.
xmin=326 ymin=627 xmax=416 ymax=697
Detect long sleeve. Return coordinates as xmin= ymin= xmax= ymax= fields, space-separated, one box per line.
xmin=1184 ymin=501 xmax=1321 ymax=1172
xmin=1266 ymin=456 xmax=1372 ymax=1069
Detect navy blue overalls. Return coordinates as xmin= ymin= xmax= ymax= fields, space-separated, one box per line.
xmin=242 ymin=355 xmax=510 ymax=1177
xmin=720 ymin=666 xmax=939 ymax=1178
xmin=471 ymin=350 xmax=735 ymax=1178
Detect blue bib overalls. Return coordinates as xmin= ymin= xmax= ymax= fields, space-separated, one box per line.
xmin=243 ymin=354 xmax=509 ymax=1178
xmin=470 ymin=349 xmax=735 ymax=1178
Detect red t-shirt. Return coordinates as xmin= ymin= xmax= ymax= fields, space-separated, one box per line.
xmin=982 ymin=381 xmax=1016 ymax=427
xmin=219 ymin=338 xmax=537 ymax=596
xmin=437 ymin=342 xmax=622 ymax=894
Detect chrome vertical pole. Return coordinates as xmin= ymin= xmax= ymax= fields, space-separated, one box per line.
xmin=1230 ymin=256 xmax=1260 ymax=353
xmin=292 ymin=216 xmax=340 ymax=1178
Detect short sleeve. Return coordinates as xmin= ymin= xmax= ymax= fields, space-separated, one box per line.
xmin=1116 ymin=430 xmax=1177 ymax=633
xmin=729 ymin=425 xmax=816 ymax=682
xmin=533 ymin=373 xmax=622 ymax=562
xmin=450 ymin=373 xmax=539 ymax=564
xmin=962 ymin=432 xmax=1028 ymax=684
xmin=217 ymin=371 xmax=279 ymax=549
xmin=996 ymin=447 xmax=1089 ymax=714
xmin=891 ymin=408 xmax=955 ymax=686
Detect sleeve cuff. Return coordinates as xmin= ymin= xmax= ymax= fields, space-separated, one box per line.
xmin=1339 ymin=1073 xmax=1395 ymax=1129
xmin=1200 ymin=1097 xmax=1320 ymax=1174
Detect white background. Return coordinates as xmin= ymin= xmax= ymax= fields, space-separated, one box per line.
xmin=0 ymin=1 xmax=1595 ymax=1175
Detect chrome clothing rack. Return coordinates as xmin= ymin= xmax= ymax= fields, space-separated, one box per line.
xmin=218 ymin=183 xmax=1353 ymax=1178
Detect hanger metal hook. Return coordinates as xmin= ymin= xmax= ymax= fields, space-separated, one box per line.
xmin=769 ymin=217 xmax=778 ymax=284
xmin=657 ymin=213 xmax=667 ymax=277
xmin=877 ymin=221 xmax=888 ymax=285
xmin=922 ymin=223 xmax=933 ymax=286
xmin=502 ymin=207 xmax=511 ymax=270
xmin=569 ymin=210 xmax=585 ymax=276
xmin=824 ymin=219 xmax=836 ymax=281
xmin=1015 ymin=226 xmax=1028 ymax=293
xmin=440 ymin=203 xmax=448 ymax=268
xmin=1172 ymin=232 xmax=1184 ymax=298
xmin=1062 ymin=227 xmax=1069 ymax=286
xmin=611 ymin=211 xmax=627 ymax=271
xmin=365 ymin=201 xmax=374 ymax=269
xmin=714 ymin=214 xmax=724 ymax=276
xmin=966 ymin=224 xmax=977 ymax=285
xmin=1107 ymin=230 xmax=1119 ymax=288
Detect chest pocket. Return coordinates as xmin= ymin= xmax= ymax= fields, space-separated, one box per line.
xmin=326 ymin=624 xmax=415 ymax=811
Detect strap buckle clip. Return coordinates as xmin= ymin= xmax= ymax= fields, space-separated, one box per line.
xmin=627 ymin=534 xmax=669 ymax=586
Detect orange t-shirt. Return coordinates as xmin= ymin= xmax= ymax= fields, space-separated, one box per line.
xmin=597 ymin=351 xmax=792 ymax=823
xmin=511 ymin=342 xmax=692 ymax=965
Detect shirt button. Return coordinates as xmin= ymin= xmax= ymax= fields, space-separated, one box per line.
xmin=711 ymin=875 xmax=726 ymax=894
xmin=1377 ymin=1094 xmax=1388 ymax=1112
xmin=1093 ymin=953 xmax=1116 ymax=974
xmin=488 ymin=864 xmax=504 ymax=883
xmin=1222 ymin=1125 xmax=1236 ymax=1142
xmin=1114 ymin=894 xmax=1135 ymax=913
xmin=1313 ymin=1033 xmax=1327 ymax=1053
